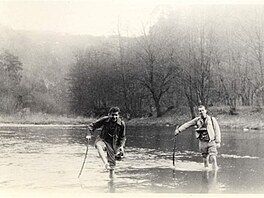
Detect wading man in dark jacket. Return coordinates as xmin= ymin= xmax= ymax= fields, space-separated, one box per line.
xmin=86 ymin=107 xmax=126 ymax=179
xmin=174 ymin=105 xmax=221 ymax=170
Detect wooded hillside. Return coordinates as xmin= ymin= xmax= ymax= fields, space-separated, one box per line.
xmin=1 ymin=5 xmax=264 ymax=118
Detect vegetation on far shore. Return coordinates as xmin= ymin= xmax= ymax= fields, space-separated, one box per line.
xmin=128 ymin=106 xmax=264 ymax=130
xmin=3 ymin=7 xmax=264 ymax=130
xmin=1 ymin=106 xmax=264 ymax=131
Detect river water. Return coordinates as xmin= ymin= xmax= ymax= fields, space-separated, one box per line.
xmin=0 ymin=124 xmax=264 ymax=195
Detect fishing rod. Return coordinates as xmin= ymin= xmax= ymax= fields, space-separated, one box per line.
xmin=78 ymin=134 xmax=90 ymax=178
xmin=172 ymin=125 xmax=179 ymax=166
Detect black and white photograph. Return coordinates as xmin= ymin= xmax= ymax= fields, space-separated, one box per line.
xmin=1 ymin=0 xmax=264 ymax=197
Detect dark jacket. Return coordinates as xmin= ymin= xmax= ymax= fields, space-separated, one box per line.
xmin=88 ymin=116 xmax=126 ymax=150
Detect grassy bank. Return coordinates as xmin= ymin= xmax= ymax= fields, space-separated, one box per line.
xmin=212 ymin=106 xmax=264 ymax=130
xmin=1 ymin=106 xmax=264 ymax=130
xmin=127 ymin=106 xmax=264 ymax=130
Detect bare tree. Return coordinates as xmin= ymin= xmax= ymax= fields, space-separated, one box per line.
xmin=134 ymin=24 xmax=179 ymax=117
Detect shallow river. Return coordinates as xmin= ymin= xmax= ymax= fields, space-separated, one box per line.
xmin=0 ymin=124 xmax=264 ymax=195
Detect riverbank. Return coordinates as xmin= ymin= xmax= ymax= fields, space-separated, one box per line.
xmin=128 ymin=106 xmax=264 ymax=130
xmin=0 ymin=112 xmax=94 ymax=125
xmin=1 ymin=106 xmax=264 ymax=130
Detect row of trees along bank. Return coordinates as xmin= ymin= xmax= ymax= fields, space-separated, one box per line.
xmin=68 ymin=6 xmax=264 ymax=118
xmin=2 ymin=5 xmax=264 ymax=118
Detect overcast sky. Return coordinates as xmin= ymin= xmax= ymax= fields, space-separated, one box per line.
xmin=0 ymin=0 xmax=263 ymax=36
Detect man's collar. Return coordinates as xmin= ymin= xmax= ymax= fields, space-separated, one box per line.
xmin=199 ymin=114 xmax=209 ymax=120
xmin=106 ymin=117 xmax=122 ymax=125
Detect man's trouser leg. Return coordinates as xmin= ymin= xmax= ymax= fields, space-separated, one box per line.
xmin=95 ymin=140 xmax=109 ymax=169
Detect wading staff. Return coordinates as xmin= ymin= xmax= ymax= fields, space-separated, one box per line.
xmin=173 ymin=125 xmax=179 ymax=166
xmin=78 ymin=133 xmax=90 ymax=178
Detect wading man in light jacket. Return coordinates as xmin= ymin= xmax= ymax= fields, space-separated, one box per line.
xmin=174 ymin=105 xmax=221 ymax=170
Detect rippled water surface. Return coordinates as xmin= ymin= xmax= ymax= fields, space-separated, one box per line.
xmin=0 ymin=124 xmax=264 ymax=195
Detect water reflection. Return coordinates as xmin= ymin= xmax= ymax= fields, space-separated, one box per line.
xmin=108 ymin=180 xmax=115 ymax=193
xmin=200 ymin=170 xmax=218 ymax=193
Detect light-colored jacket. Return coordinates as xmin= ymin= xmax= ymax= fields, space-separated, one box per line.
xmin=178 ymin=115 xmax=221 ymax=143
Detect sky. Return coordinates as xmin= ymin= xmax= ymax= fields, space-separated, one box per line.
xmin=0 ymin=0 xmax=263 ymax=36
